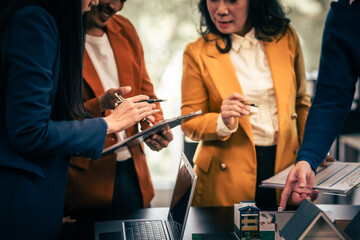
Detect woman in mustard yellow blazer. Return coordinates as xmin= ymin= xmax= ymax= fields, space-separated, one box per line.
xmin=181 ymin=0 xmax=310 ymax=210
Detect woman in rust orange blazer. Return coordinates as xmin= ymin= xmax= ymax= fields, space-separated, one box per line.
xmin=181 ymin=0 xmax=310 ymax=210
xmin=64 ymin=0 xmax=172 ymax=223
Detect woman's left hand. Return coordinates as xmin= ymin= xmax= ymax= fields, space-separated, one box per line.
xmin=145 ymin=127 xmax=173 ymax=151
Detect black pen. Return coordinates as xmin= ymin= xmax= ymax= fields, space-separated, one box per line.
xmin=114 ymin=93 xmax=153 ymax=126
xmin=138 ymin=99 xmax=167 ymax=103
xmin=239 ymin=100 xmax=258 ymax=107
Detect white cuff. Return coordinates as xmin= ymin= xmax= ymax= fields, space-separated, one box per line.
xmin=217 ymin=114 xmax=238 ymax=138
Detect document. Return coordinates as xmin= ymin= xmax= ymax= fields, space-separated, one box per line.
xmin=261 ymin=161 xmax=360 ymax=196
xmin=102 ymin=111 xmax=202 ymax=155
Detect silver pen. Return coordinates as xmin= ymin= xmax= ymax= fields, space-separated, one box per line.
xmin=114 ymin=93 xmax=153 ymax=126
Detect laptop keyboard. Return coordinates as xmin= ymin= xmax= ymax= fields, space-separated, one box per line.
xmin=125 ymin=220 xmax=167 ymax=240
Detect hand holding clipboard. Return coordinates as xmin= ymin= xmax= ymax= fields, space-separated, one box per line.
xmin=102 ymin=110 xmax=202 ymax=156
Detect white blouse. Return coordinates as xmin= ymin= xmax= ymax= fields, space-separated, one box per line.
xmin=217 ymin=28 xmax=278 ymax=146
xmin=86 ymin=33 xmax=132 ymax=161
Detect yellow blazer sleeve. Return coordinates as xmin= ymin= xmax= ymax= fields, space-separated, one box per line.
xmin=290 ymin=27 xmax=311 ymax=144
xmin=181 ymin=43 xmax=224 ymax=142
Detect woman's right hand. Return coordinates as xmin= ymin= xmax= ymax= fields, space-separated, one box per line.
xmin=220 ymin=93 xmax=250 ymax=129
xmin=103 ymin=95 xmax=160 ymax=134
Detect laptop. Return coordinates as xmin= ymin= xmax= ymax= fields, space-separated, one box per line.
xmin=95 ymin=153 xmax=197 ymax=240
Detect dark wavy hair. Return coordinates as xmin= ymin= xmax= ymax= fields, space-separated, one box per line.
xmin=198 ymin=0 xmax=290 ymax=53
xmin=0 ymin=0 xmax=89 ymax=120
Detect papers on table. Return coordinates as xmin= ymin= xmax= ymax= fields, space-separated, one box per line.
xmin=261 ymin=161 xmax=360 ymax=196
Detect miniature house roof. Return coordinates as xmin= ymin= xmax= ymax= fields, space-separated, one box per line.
xmin=344 ymin=209 xmax=360 ymax=240
xmin=271 ymin=211 xmax=295 ymax=231
xmin=238 ymin=206 xmax=260 ymax=211
xmin=238 ymin=201 xmax=260 ymax=211
xmin=280 ymin=199 xmax=346 ymax=240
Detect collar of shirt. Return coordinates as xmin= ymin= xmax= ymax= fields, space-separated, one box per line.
xmin=231 ymin=28 xmax=258 ymax=52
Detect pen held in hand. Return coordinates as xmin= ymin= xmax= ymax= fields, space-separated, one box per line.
xmin=114 ymin=92 xmax=124 ymax=102
xmin=114 ymin=93 xmax=153 ymax=126
xmin=114 ymin=93 xmax=124 ymax=108
xmin=138 ymin=99 xmax=167 ymax=103
xmin=239 ymin=100 xmax=258 ymax=107
xmin=142 ymin=118 xmax=153 ymax=127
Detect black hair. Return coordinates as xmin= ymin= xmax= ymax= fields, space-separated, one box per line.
xmin=0 ymin=0 xmax=90 ymax=120
xmin=198 ymin=0 xmax=290 ymax=53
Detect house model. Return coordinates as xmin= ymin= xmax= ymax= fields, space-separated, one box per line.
xmin=271 ymin=211 xmax=295 ymax=240
xmin=279 ymin=199 xmax=346 ymax=240
xmin=344 ymin=209 xmax=360 ymax=240
xmin=234 ymin=201 xmax=260 ymax=240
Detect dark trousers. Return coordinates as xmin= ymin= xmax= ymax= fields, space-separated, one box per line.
xmin=111 ymin=159 xmax=143 ymax=213
xmin=254 ymin=145 xmax=277 ymax=211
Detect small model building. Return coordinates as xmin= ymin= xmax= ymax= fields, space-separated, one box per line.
xmin=280 ymin=199 xmax=346 ymax=240
xmin=344 ymin=209 xmax=360 ymax=240
xmin=271 ymin=210 xmax=295 ymax=240
xmin=259 ymin=211 xmax=276 ymax=240
xmin=234 ymin=201 xmax=260 ymax=240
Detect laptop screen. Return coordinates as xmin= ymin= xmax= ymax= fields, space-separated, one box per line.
xmin=167 ymin=153 xmax=197 ymax=240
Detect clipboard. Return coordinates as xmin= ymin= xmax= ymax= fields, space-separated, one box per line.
xmin=102 ymin=110 xmax=202 ymax=155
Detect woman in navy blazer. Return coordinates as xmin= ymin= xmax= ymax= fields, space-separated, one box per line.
xmin=0 ymin=0 xmax=158 ymax=239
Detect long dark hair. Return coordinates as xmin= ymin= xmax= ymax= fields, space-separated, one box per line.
xmin=0 ymin=0 xmax=90 ymax=120
xmin=198 ymin=0 xmax=290 ymax=53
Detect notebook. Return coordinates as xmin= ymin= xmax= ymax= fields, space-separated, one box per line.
xmin=95 ymin=153 xmax=197 ymax=240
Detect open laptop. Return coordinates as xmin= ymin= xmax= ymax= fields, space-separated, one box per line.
xmin=95 ymin=153 xmax=197 ymax=240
